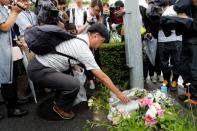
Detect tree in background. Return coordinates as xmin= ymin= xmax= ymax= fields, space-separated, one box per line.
xmin=101 ymin=0 xmax=109 ymax=3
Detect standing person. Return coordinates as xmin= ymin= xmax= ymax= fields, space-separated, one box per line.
xmin=102 ymin=2 xmax=110 ymax=31
xmin=158 ymin=1 xmax=182 ymax=91
xmin=67 ymin=0 xmax=87 ymax=34
xmin=140 ymin=0 xmax=163 ymax=84
xmin=76 ymin=0 xmax=103 ymax=34
xmin=0 ymin=0 xmax=28 ymax=117
xmin=57 ymin=0 xmax=68 ymax=24
xmin=175 ymin=0 xmax=197 ymax=105
xmin=15 ymin=0 xmax=37 ymax=36
xmin=27 ymin=23 xmax=130 ymax=119
xmin=110 ymin=0 xmax=125 ymax=41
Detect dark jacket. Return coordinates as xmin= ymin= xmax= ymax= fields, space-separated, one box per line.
xmin=172 ymin=0 xmax=197 ymax=44
xmin=184 ymin=6 xmax=197 ymax=44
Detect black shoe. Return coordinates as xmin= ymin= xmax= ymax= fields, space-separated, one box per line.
xmin=8 ymin=108 xmax=28 ymax=117
xmin=16 ymin=98 xmax=30 ymax=106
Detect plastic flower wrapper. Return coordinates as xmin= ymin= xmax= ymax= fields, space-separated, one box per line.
xmin=107 ymin=100 xmax=139 ymax=121
xmin=110 ymin=88 xmax=147 ymax=106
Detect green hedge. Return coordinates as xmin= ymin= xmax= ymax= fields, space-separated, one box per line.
xmin=99 ymin=43 xmax=130 ymax=89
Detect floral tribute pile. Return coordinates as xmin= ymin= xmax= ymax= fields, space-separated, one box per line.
xmin=87 ymin=88 xmax=196 ymax=131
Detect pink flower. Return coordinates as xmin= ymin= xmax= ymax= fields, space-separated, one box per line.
xmin=138 ymin=98 xmax=147 ymax=107
xmin=157 ymin=109 xmax=165 ymax=118
xmin=145 ymin=114 xmax=157 ymax=126
xmin=146 ymin=99 xmax=153 ymax=107
xmin=138 ymin=98 xmax=153 ymax=107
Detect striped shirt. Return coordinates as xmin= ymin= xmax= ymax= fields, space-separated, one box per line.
xmin=36 ymin=34 xmax=100 ymax=72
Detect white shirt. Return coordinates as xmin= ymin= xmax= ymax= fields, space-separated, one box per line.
xmin=158 ymin=30 xmax=182 ymax=42
xmin=86 ymin=9 xmax=98 ymax=23
xmin=36 ymin=34 xmax=100 ymax=72
xmin=16 ymin=10 xmax=37 ymax=35
xmin=69 ymin=7 xmax=86 ymax=26
xmin=158 ymin=6 xmax=182 ymax=42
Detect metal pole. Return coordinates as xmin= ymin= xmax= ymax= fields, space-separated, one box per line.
xmin=124 ymin=0 xmax=144 ymax=89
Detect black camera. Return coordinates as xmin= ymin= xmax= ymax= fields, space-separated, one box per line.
xmin=87 ymin=18 xmax=96 ymax=25
xmin=36 ymin=0 xmax=61 ymax=25
xmin=9 ymin=0 xmax=26 ymax=10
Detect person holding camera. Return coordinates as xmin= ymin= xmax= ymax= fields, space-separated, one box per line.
xmin=0 ymin=0 xmax=28 ymax=118
xmin=76 ymin=0 xmax=103 ymax=34
xmin=16 ymin=0 xmax=37 ymax=36
xmin=67 ymin=0 xmax=87 ymax=34
xmin=110 ymin=0 xmax=125 ymax=41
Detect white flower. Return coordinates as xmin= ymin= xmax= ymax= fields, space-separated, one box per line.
xmin=88 ymin=99 xmax=93 ymax=107
xmin=109 ymin=98 xmax=114 ymax=103
xmin=107 ymin=113 xmax=113 ymax=121
xmin=146 ymin=105 xmax=157 ymax=118
xmin=186 ymin=83 xmax=191 ymax=86
xmin=111 ymin=107 xmax=117 ymax=112
xmin=153 ymin=90 xmax=167 ymax=103
xmin=153 ymin=103 xmax=161 ymax=110
xmin=147 ymin=93 xmax=154 ymax=100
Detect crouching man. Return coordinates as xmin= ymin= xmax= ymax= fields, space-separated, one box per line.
xmin=27 ymin=23 xmax=129 ymax=120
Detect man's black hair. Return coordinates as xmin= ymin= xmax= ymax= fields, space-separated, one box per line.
xmin=114 ymin=0 xmax=124 ymax=8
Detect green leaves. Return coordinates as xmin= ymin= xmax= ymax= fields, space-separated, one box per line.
xmin=100 ymin=43 xmax=130 ymax=89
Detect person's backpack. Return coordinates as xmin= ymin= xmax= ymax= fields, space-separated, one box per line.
xmin=24 ymin=24 xmax=87 ymax=75
xmin=67 ymin=8 xmax=87 ymax=25
xmin=24 ymin=25 xmax=77 ymax=55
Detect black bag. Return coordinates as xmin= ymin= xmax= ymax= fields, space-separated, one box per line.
xmin=24 ymin=25 xmax=76 ymax=55
xmin=24 ymin=24 xmax=87 ymax=75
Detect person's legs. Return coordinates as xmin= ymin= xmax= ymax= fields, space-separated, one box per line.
xmin=149 ymin=61 xmax=157 ymax=83
xmin=170 ymin=41 xmax=182 ymax=91
xmin=178 ymin=42 xmax=192 ymax=101
xmin=155 ymin=44 xmax=163 ymax=83
xmin=171 ymin=41 xmax=182 ymax=81
xmin=28 ymin=58 xmax=80 ymax=118
xmin=158 ymin=42 xmax=171 ymax=86
xmin=190 ymin=44 xmax=197 ymax=103
xmin=1 ymin=61 xmax=28 ymax=117
xmin=143 ymin=55 xmax=154 ymax=82
xmin=179 ymin=43 xmax=192 ymax=85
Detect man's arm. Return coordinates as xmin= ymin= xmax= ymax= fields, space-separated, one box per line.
xmin=178 ymin=13 xmax=197 ymax=32
xmin=0 ymin=11 xmax=19 ymax=32
xmin=91 ymin=69 xmax=129 ymax=103
xmin=0 ymin=2 xmax=26 ymax=32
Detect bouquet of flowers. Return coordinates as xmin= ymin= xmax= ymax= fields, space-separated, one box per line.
xmin=86 ymin=88 xmax=196 ymax=131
